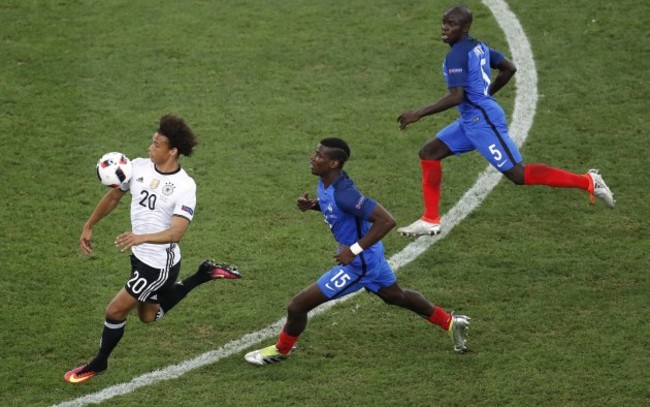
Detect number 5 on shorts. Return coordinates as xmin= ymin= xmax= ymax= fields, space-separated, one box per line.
xmin=489 ymin=143 xmax=503 ymax=161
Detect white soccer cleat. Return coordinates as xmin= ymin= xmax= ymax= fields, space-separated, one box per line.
xmin=397 ymin=219 xmax=441 ymax=237
xmin=587 ymin=169 xmax=615 ymax=209
xmin=449 ymin=313 xmax=470 ymax=353
xmin=244 ymin=345 xmax=290 ymax=366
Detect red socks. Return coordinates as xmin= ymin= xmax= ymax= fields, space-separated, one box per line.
xmin=421 ymin=160 xmax=442 ymax=223
xmin=421 ymin=162 xmax=589 ymax=221
xmin=276 ymin=328 xmax=299 ymax=355
xmin=524 ymin=164 xmax=590 ymax=190
xmin=428 ymin=306 xmax=452 ymax=330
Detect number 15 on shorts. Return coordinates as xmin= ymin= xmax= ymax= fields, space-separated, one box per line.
xmin=325 ymin=269 xmax=351 ymax=291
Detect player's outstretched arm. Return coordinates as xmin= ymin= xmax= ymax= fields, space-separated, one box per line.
xmin=80 ymin=188 xmax=126 ymax=254
xmin=489 ymin=57 xmax=517 ymax=96
xmin=397 ymin=87 xmax=464 ymax=130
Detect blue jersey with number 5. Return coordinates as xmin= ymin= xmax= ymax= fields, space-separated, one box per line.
xmin=443 ymin=36 xmax=506 ymax=124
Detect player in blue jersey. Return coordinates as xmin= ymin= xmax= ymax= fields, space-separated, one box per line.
xmin=244 ymin=138 xmax=470 ymax=366
xmin=396 ymin=5 xmax=615 ymax=237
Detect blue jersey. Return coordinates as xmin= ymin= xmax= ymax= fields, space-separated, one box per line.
xmin=443 ymin=36 xmax=506 ymax=124
xmin=437 ymin=35 xmax=522 ymax=171
xmin=317 ymin=171 xmax=384 ymax=268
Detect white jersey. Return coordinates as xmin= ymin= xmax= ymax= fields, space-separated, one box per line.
xmin=120 ymin=158 xmax=196 ymax=269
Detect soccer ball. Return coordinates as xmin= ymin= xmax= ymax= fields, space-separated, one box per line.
xmin=96 ymin=152 xmax=133 ymax=188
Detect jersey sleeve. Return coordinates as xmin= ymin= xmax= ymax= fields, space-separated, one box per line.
xmin=334 ymin=183 xmax=377 ymax=220
xmin=173 ymin=179 xmax=197 ymax=222
xmin=444 ymin=48 xmax=469 ymax=88
xmin=489 ymin=47 xmax=505 ymax=68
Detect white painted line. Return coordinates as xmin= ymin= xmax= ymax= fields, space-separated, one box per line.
xmin=52 ymin=1 xmax=536 ymax=405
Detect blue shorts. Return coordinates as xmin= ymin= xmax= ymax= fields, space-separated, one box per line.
xmin=317 ymin=257 xmax=397 ymax=300
xmin=437 ymin=118 xmax=522 ymax=172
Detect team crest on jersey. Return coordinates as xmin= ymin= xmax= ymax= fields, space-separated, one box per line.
xmin=162 ymin=182 xmax=175 ymax=196
xmin=150 ymin=179 xmax=160 ymax=189
xmin=326 ymin=203 xmax=337 ymax=220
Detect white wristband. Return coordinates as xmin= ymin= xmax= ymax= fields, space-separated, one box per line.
xmin=350 ymin=242 xmax=364 ymax=255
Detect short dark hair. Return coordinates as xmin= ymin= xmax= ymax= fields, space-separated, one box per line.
xmin=158 ymin=114 xmax=197 ymax=157
xmin=447 ymin=4 xmax=473 ymax=26
xmin=320 ymin=137 xmax=350 ymax=168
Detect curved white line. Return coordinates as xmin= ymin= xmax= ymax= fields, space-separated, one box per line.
xmin=53 ymin=1 xmax=537 ymax=405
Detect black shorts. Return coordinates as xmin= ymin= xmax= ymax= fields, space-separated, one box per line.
xmin=125 ymin=254 xmax=181 ymax=303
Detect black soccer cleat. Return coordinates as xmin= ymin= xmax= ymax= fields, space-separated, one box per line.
xmin=199 ymin=258 xmax=241 ymax=280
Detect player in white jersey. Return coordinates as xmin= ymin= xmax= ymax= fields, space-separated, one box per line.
xmin=128 ymin=157 xmax=195 ymax=273
xmin=65 ymin=114 xmax=241 ymax=384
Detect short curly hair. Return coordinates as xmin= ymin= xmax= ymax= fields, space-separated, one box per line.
xmin=158 ymin=114 xmax=197 ymax=157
